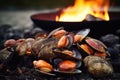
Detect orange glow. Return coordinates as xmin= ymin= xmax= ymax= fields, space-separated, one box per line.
xmin=56 ymin=0 xmax=110 ymax=22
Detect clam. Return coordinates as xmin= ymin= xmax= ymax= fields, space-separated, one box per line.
xmin=83 ymin=56 xmax=113 ymax=77
xmin=47 ymin=27 xmax=67 ymax=38
xmin=0 ymin=47 xmax=21 ymax=70
xmin=54 ymin=69 xmax=82 ymax=75
xmin=77 ymin=43 xmax=93 ymax=55
xmin=32 ymin=38 xmax=58 ymax=61
xmin=4 ymin=39 xmax=17 ymax=48
xmin=35 ymin=69 xmax=55 ymax=76
xmin=16 ymin=39 xmax=27 ymax=56
xmin=52 ymin=48 xmax=82 ymax=70
xmin=66 ymin=33 xmax=74 ymax=48
xmin=31 ymin=38 xmax=45 ymax=57
xmin=35 ymin=32 xmax=47 ymax=40
xmin=0 ymin=48 xmax=12 ymax=63
xmin=85 ymin=37 xmax=107 ymax=53
xmin=77 ymin=37 xmax=109 ymax=58
xmin=83 ymin=55 xmax=106 ymax=67
xmin=74 ymin=28 xmax=90 ymax=43
xmin=57 ymin=33 xmax=74 ymax=48
xmin=25 ymin=38 xmax=35 ymax=55
xmin=51 ymin=57 xmax=63 ymax=68
xmin=33 ymin=59 xmax=56 ymax=76
xmin=16 ymin=38 xmax=35 ymax=56
xmin=33 ymin=60 xmax=53 ymax=72
xmin=57 ymin=35 xmax=68 ymax=48
xmin=85 ymin=37 xmax=110 ymax=57
xmin=53 ymin=48 xmax=82 ymax=61
xmin=58 ymin=60 xmax=77 ymax=72
xmin=52 ymin=59 xmax=82 ymax=75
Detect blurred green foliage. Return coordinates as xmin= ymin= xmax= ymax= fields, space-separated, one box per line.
xmin=0 ymin=0 xmax=119 ymax=10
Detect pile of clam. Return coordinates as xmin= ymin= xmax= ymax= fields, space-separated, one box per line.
xmin=0 ymin=27 xmax=113 ymax=77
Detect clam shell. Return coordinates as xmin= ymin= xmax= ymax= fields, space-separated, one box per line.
xmin=35 ymin=69 xmax=56 ymax=76
xmin=66 ymin=34 xmax=74 ymax=48
xmin=76 ymin=28 xmax=90 ymax=41
xmin=0 ymin=48 xmax=12 ymax=62
xmin=54 ymin=69 xmax=82 ymax=76
xmin=53 ymin=48 xmax=82 ymax=61
xmin=77 ymin=43 xmax=93 ymax=58
xmin=85 ymin=37 xmax=107 ymax=52
xmin=84 ymin=56 xmax=113 ymax=77
xmin=88 ymin=62 xmax=113 ymax=77
xmin=37 ymin=38 xmax=58 ymax=61
xmin=47 ymin=27 xmax=64 ymax=38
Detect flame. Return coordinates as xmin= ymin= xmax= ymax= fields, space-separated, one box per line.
xmin=56 ymin=0 xmax=110 ymax=22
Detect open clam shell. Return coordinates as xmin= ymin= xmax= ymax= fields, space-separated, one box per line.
xmin=47 ymin=27 xmax=64 ymax=38
xmin=53 ymin=48 xmax=82 ymax=61
xmin=75 ymin=28 xmax=90 ymax=42
xmin=52 ymin=48 xmax=82 ymax=69
xmin=85 ymin=37 xmax=107 ymax=53
xmin=51 ymin=57 xmax=82 ymax=69
xmin=77 ymin=43 xmax=94 ymax=58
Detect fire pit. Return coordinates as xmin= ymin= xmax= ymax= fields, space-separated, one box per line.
xmin=31 ymin=10 xmax=120 ymax=38
xmin=31 ymin=0 xmax=120 ymax=38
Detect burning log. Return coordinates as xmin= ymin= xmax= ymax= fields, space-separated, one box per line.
xmin=85 ymin=14 xmax=104 ymax=21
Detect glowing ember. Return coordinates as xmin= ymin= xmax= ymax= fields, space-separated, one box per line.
xmin=56 ymin=0 xmax=110 ymax=22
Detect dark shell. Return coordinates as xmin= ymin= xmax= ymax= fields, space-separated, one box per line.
xmin=47 ymin=27 xmax=64 ymax=38
xmin=85 ymin=37 xmax=107 ymax=52
xmin=0 ymin=48 xmax=12 ymax=63
xmin=0 ymin=48 xmax=21 ymax=70
xmin=54 ymin=69 xmax=82 ymax=76
xmin=52 ymin=48 xmax=82 ymax=69
xmin=76 ymin=28 xmax=90 ymax=41
xmin=31 ymin=39 xmax=45 ymax=56
xmin=51 ymin=58 xmax=63 ymax=69
xmin=35 ymin=69 xmax=56 ymax=76
xmin=66 ymin=33 xmax=74 ymax=48
xmin=37 ymin=38 xmax=58 ymax=61
xmin=73 ymin=48 xmax=82 ymax=68
xmin=77 ymin=43 xmax=93 ymax=58
xmin=53 ymin=48 xmax=82 ymax=61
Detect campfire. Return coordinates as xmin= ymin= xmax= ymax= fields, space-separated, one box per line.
xmin=56 ymin=0 xmax=110 ymax=22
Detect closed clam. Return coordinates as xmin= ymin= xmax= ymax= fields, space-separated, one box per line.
xmin=84 ymin=56 xmax=113 ymax=77
xmin=32 ymin=38 xmax=58 ymax=61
